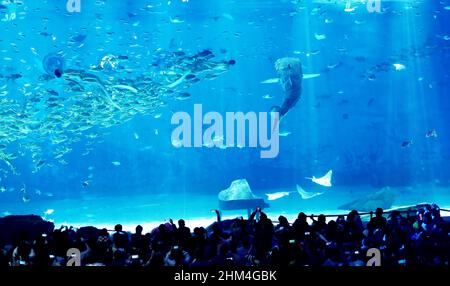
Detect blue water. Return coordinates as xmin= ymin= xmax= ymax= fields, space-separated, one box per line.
xmin=0 ymin=0 xmax=449 ymax=229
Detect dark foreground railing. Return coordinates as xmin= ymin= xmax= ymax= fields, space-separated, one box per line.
xmin=267 ymin=205 xmax=450 ymax=223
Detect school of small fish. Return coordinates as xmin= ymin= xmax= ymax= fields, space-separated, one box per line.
xmin=1 ymin=36 xmax=233 ymax=178
xmin=0 ymin=1 xmax=239 ymax=181
xmin=0 ymin=49 xmax=233 ymax=175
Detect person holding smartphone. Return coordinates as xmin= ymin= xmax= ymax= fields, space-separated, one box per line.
xmin=248 ymin=207 xmax=274 ymax=263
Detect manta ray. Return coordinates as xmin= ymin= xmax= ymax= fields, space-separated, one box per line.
xmin=296 ymin=185 xmax=324 ymax=199
xmin=306 ymin=170 xmax=333 ymax=187
xmin=265 ymin=185 xmax=325 ymax=201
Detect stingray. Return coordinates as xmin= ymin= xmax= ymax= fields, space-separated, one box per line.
xmin=306 ymin=170 xmax=333 ymax=187
xmin=266 ymin=185 xmax=325 ymax=201
xmin=296 ymin=185 xmax=324 ymax=199
xmin=265 ymin=191 xmax=291 ymax=201
xmin=338 ymin=187 xmax=396 ymax=212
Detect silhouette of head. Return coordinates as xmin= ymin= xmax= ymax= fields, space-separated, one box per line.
xmin=278 ymin=215 xmax=288 ymax=226
xmin=100 ymin=228 xmax=109 ymax=237
xmin=297 ymin=212 xmax=307 ymax=222
xmin=114 ymin=224 xmax=123 ymax=232
xmin=318 ymin=214 xmax=326 ymax=224
xmin=375 ymin=208 xmax=383 ymax=217
xmin=260 ymin=212 xmax=268 ymax=221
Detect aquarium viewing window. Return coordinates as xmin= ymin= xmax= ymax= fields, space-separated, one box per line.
xmin=0 ymin=0 xmax=449 ymax=279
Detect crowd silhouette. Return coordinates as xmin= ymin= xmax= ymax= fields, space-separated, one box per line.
xmin=0 ymin=204 xmax=448 ymax=266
